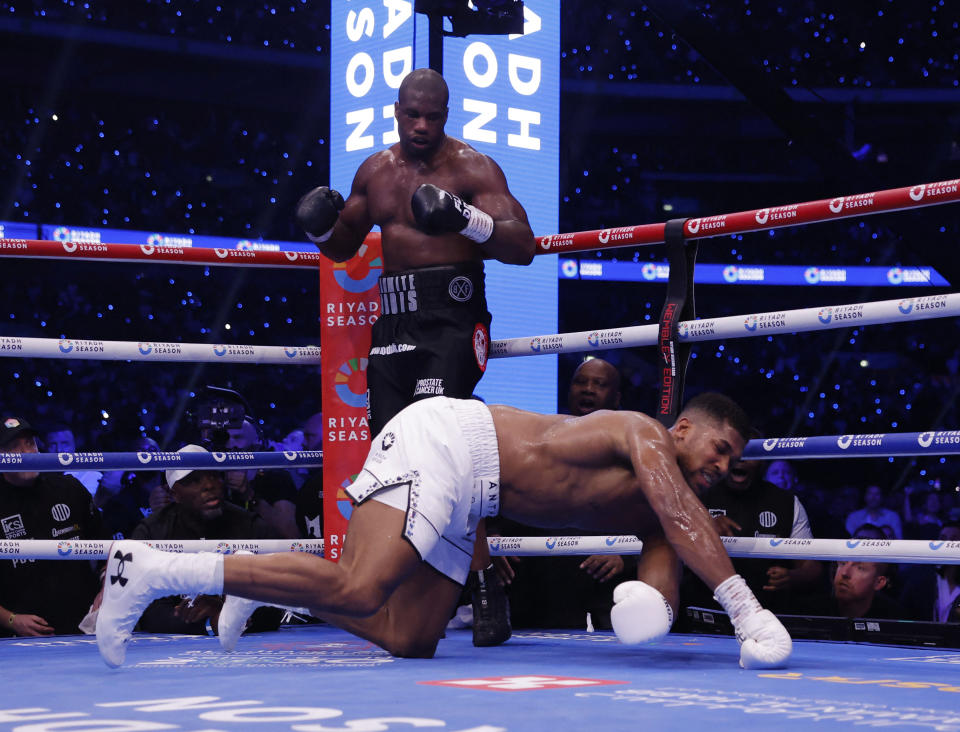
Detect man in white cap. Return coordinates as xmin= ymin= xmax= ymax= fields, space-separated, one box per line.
xmin=128 ymin=444 xmax=280 ymax=635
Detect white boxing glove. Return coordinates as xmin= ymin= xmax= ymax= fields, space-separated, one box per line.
xmin=610 ymin=580 xmax=674 ymax=644
xmin=736 ymin=609 xmax=792 ymax=669
xmin=713 ymin=574 xmax=792 ymax=669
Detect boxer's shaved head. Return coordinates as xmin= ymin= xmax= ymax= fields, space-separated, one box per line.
xmin=399 ymin=68 xmax=449 ymax=107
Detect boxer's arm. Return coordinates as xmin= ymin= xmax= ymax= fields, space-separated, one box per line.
xmin=302 ymin=160 xmax=376 ymax=263
xmin=620 ymin=416 xmax=736 ymax=593
xmin=463 ymin=155 xmax=536 ymax=266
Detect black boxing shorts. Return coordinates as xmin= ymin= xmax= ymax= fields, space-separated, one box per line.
xmin=367 ymin=261 xmax=491 ymax=436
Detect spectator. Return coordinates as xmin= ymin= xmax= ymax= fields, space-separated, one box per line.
xmin=99 ymin=436 xmax=162 ymax=540
xmin=845 ymin=484 xmax=903 ymax=539
xmin=496 ymin=358 xmax=635 ymax=630
xmin=682 ymin=440 xmax=822 ymax=615
xmin=898 ymin=521 xmax=960 ymax=623
xmin=295 ymin=411 xmax=324 ymax=540
xmin=130 ymin=444 xmax=282 ymax=635
xmin=765 ymin=458 xmax=839 ymax=537
xmin=567 ymin=356 xmax=621 ymax=415
xmin=794 ymin=522 xmax=903 ymax=620
xmin=224 ymin=418 xmax=299 ymax=539
xmin=44 ymin=423 xmax=102 ymax=497
xmin=0 ymin=416 xmax=105 ymax=636
xmin=764 ymin=459 xmax=799 ymax=493
xmin=903 ymin=487 xmax=945 ymax=540
xmin=277 ymin=427 xmax=307 ymax=488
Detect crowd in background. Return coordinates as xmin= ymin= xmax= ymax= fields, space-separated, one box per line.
xmin=1 ymin=1 xmax=958 ymax=637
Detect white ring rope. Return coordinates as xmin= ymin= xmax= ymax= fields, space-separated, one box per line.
xmin=3 ymin=293 xmax=955 ymax=364
xmin=4 ymin=536 xmax=958 ymax=564
xmin=5 ymin=450 xmax=322 ymax=473
xmin=0 ymin=337 xmax=321 ymax=364
xmin=489 ymin=293 xmax=959 ymax=359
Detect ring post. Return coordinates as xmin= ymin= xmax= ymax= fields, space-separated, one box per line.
xmin=656 ymin=218 xmax=697 ymax=427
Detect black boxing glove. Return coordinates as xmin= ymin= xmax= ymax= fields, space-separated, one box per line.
xmin=295 ymin=186 xmax=345 ymax=243
xmin=411 ymin=184 xmax=494 ymax=243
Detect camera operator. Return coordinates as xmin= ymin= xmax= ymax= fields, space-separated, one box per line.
xmin=224 ymin=418 xmax=299 ymax=539
xmin=188 ymin=386 xmax=298 ymax=539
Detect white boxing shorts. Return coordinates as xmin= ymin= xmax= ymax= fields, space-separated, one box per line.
xmin=344 ymin=396 xmax=500 ymax=585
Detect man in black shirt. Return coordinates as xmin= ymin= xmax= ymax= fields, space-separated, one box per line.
xmin=0 ymin=416 xmax=104 ymax=636
xmin=682 ymin=448 xmax=821 ymax=614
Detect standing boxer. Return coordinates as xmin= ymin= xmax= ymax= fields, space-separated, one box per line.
xmin=295 ymin=68 xmax=535 ymax=646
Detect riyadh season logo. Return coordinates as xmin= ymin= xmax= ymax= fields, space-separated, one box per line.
xmin=909 ymin=184 xmax=926 ymax=201
xmin=215 ymin=542 xmax=231 ymax=554
xmin=640 ymin=262 xmax=658 ymax=281
xmin=338 ymin=473 xmax=360 ymax=521
xmin=677 ymin=322 xmax=689 ymax=339
xmin=898 ymin=298 xmax=914 ymax=315
xmin=686 ymin=218 xmax=701 ymax=234
xmin=140 ymin=244 xmax=155 ymax=256
xmin=332 ymin=242 xmax=383 ymax=293
xmin=829 ymin=197 xmax=845 ymax=213
xmin=58 ymin=339 xmax=73 ymax=353
xmin=334 ymin=358 xmax=368 ymax=408
xmin=284 ymin=347 xmax=298 ymax=358
xmin=918 ymin=432 xmax=935 ymax=448
xmin=283 ymin=451 xmax=298 ymax=461
xmin=722 ymin=265 xmax=740 ymax=283
xmin=212 ymin=452 xmax=227 ymax=463
xmin=58 ymin=452 xmax=74 ymax=466
xmin=755 ymin=208 xmax=770 ymax=224
xmin=137 ymin=452 xmax=153 ymax=464
xmin=146 ymin=234 xmax=165 ymax=247
xmin=530 ymin=337 xmax=542 ymax=353
xmin=545 ymin=537 xmax=557 ymax=550
xmin=837 ymin=435 xmax=854 ymax=449
xmin=887 ymin=267 xmax=904 ymax=285
xmin=138 ymin=342 xmax=153 ymax=355
xmin=560 ymin=259 xmax=578 ymax=278
xmin=762 ymin=438 xmax=778 ymax=451
xmin=818 ymin=307 xmax=833 ymax=324
xmin=213 ymin=345 xmax=228 ymax=357
xmin=805 ymin=267 xmax=821 ymax=284
xmin=587 ymin=332 xmax=600 ymax=348
xmin=743 ymin=315 xmax=758 ymax=332
xmin=57 ymin=541 xmax=73 ymax=556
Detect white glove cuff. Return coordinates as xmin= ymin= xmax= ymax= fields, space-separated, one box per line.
xmin=306 ymin=226 xmax=335 ymax=245
xmin=713 ymin=574 xmax=763 ymax=626
xmin=460 ymin=205 xmax=494 ymax=244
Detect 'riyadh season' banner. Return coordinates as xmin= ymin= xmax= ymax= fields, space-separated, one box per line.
xmin=325 ymin=2 xmax=559 ymax=546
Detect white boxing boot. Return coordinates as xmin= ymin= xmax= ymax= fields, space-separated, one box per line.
xmin=96 ymin=540 xmax=223 ymax=667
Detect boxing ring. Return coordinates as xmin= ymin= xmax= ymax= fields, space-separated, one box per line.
xmin=2 ymin=178 xmax=960 ymax=731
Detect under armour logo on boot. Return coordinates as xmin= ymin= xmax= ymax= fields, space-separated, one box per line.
xmin=110 ymin=550 xmax=133 ymax=587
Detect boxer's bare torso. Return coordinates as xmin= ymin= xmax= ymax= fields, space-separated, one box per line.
xmin=489 ymin=405 xmax=746 ymax=591
xmin=349 ymin=138 xmax=512 ymax=271
xmin=324 ymin=82 xmax=532 ymax=272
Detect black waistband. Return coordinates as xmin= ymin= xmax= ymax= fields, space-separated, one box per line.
xmin=378 ymin=262 xmax=486 ymax=314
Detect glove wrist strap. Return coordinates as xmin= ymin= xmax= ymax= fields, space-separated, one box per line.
xmin=306 ymin=226 xmax=336 ymax=245
xmin=460 ymin=205 xmax=494 ymax=244
xmin=713 ymin=574 xmax=762 ymax=626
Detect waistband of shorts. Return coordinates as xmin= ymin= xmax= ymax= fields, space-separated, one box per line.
xmin=450 ymin=398 xmax=500 ymax=518
xmin=378 ymin=262 xmax=485 ymax=314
